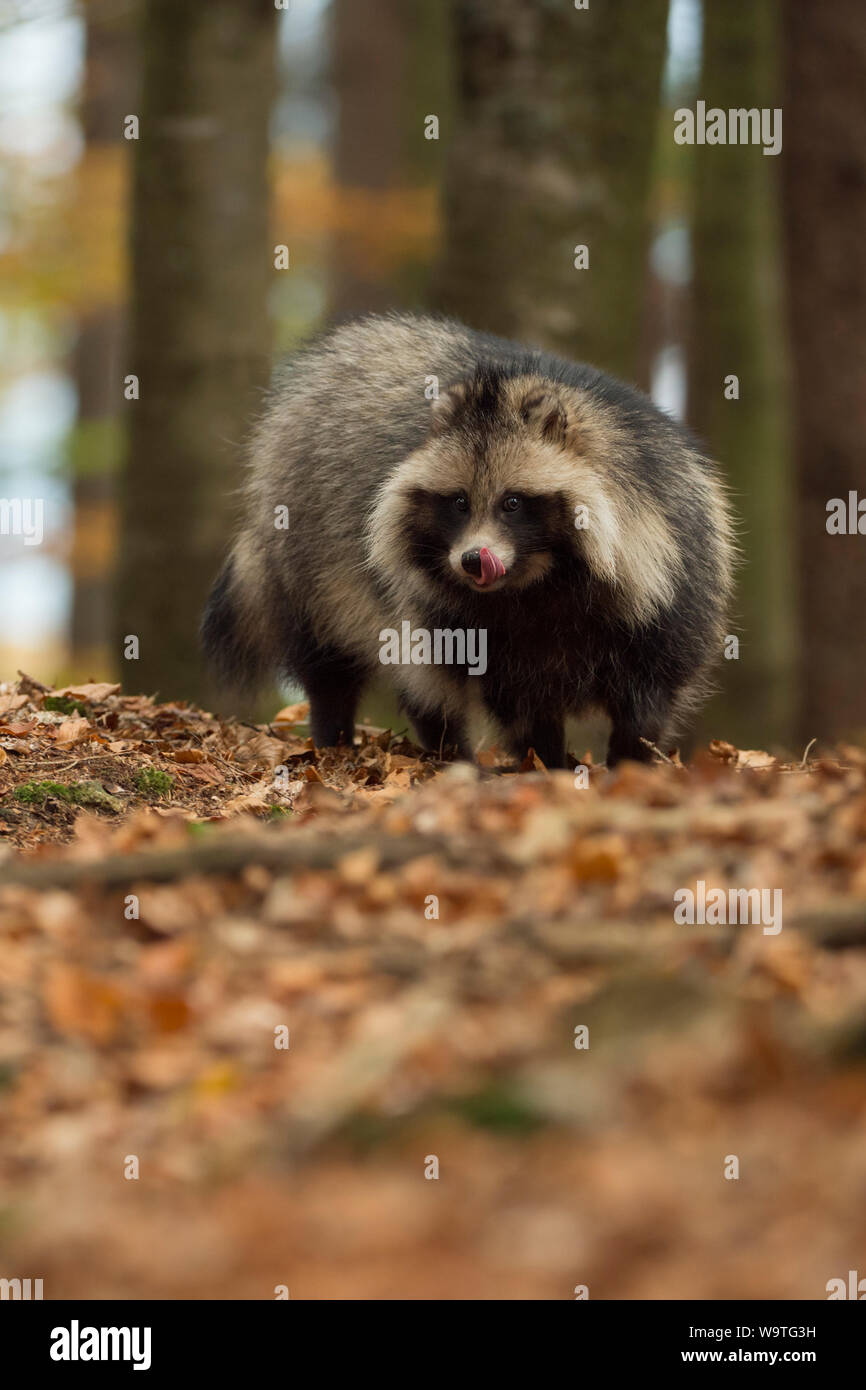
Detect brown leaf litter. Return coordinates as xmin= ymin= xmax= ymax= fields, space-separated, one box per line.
xmin=1 ymin=672 xmax=865 ymax=1298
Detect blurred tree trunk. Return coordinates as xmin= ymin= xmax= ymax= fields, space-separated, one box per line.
xmin=688 ymin=0 xmax=794 ymax=749
xmin=70 ymin=5 xmax=136 ymax=677
xmin=432 ymin=0 xmax=668 ymax=383
xmin=116 ymin=0 xmax=276 ymax=704
xmin=330 ymin=0 xmax=407 ymax=316
xmin=329 ymin=0 xmax=450 ymax=315
xmin=781 ymin=0 xmax=866 ymax=745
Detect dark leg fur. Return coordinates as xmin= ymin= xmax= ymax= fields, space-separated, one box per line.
xmin=297 ymin=645 xmax=367 ymax=749
xmin=483 ymin=679 xmax=567 ymax=769
xmin=503 ymin=716 xmax=566 ymax=770
xmin=605 ymin=689 xmax=671 ymax=768
xmin=606 ymin=722 xmax=656 ymax=767
xmin=402 ymin=699 xmax=473 ymax=761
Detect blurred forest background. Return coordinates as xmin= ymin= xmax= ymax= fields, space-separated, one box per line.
xmin=0 ymin=0 xmax=863 ymax=753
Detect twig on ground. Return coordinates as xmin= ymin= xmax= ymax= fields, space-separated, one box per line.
xmin=16 ymin=670 xmax=51 ymax=695
xmin=639 ymin=737 xmax=676 ymax=766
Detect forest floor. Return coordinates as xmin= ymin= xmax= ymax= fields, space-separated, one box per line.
xmin=1 ymin=672 xmax=866 ymax=1299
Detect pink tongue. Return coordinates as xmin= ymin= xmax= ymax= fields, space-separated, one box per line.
xmin=479 ymin=547 xmax=506 ymax=585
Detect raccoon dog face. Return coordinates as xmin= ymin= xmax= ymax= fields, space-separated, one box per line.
xmin=370 ymin=372 xmax=586 ymax=601
xmin=402 ymin=477 xmax=572 ymax=596
xmin=368 ymin=367 xmax=688 ymax=623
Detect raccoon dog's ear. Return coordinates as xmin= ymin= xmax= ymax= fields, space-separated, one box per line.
xmin=428 ymin=380 xmax=468 ymax=435
xmin=519 ymin=387 xmax=568 ymax=447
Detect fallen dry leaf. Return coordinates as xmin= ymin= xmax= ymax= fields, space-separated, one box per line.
xmin=736 ymin=749 xmax=778 ymax=770
xmin=42 ymin=964 xmax=128 ymax=1045
xmin=0 ymin=693 xmax=28 ymax=717
xmin=178 ymin=762 xmax=225 ymax=786
xmin=231 ymin=732 xmax=288 ymax=769
xmin=54 ymin=716 xmax=93 ymax=745
xmin=273 ymin=701 xmax=310 ymax=725
xmin=708 ymin=739 xmax=738 ymax=762
xmin=54 ymin=682 xmax=121 ymax=702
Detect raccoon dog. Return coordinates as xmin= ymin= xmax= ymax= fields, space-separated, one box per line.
xmin=202 ymin=314 xmax=734 ymax=768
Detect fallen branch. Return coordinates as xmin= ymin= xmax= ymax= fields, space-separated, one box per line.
xmin=0 ymin=829 xmax=511 ymax=889
xmin=791 ymin=901 xmax=866 ymax=950
xmin=0 ymin=793 xmax=831 ymax=888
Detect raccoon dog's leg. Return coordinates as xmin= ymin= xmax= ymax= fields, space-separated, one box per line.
xmin=297 ymin=642 xmax=366 ymax=749
xmin=400 ymin=697 xmax=473 ymax=761
xmin=605 ymin=688 xmax=672 ymax=767
xmin=485 ymin=690 xmax=567 ymax=769
xmin=503 ymin=717 xmax=567 ymax=770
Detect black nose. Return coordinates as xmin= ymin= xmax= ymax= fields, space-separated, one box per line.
xmin=461 ymin=549 xmax=482 ymax=577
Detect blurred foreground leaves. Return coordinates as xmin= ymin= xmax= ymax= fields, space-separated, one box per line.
xmin=1 ymin=674 xmax=865 ymax=1297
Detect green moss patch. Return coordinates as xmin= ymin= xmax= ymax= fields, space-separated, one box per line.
xmin=43 ymin=695 xmax=89 ymax=717
xmin=12 ymin=780 xmax=122 ymax=813
xmin=134 ymin=767 xmax=174 ymax=797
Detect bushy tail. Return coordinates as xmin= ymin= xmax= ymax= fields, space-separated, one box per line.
xmin=201 ymin=552 xmax=270 ymax=691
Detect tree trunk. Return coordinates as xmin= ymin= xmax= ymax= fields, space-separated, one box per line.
xmin=432 ymin=0 xmax=669 ymax=383
xmin=329 ymin=0 xmax=450 ymax=316
xmin=70 ymin=5 xmax=136 ymax=676
xmin=781 ymin=0 xmax=866 ymax=745
xmin=688 ymin=0 xmax=794 ymax=749
xmin=116 ymin=0 xmax=276 ymax=705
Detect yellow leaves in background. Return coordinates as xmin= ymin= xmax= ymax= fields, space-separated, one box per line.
xmin=0 ymin=146 xmax=438 ymax=319
xmin=272 ymin=150 xmax=438 ymax=279
xmin=0 ymin=144 xmax=128 ymax=314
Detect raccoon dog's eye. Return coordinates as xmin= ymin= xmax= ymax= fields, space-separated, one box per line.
xmin=502 ymin=495 xmax=522 ymax=513
xmin=453 ymin=494 xmax=469 ymax=512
